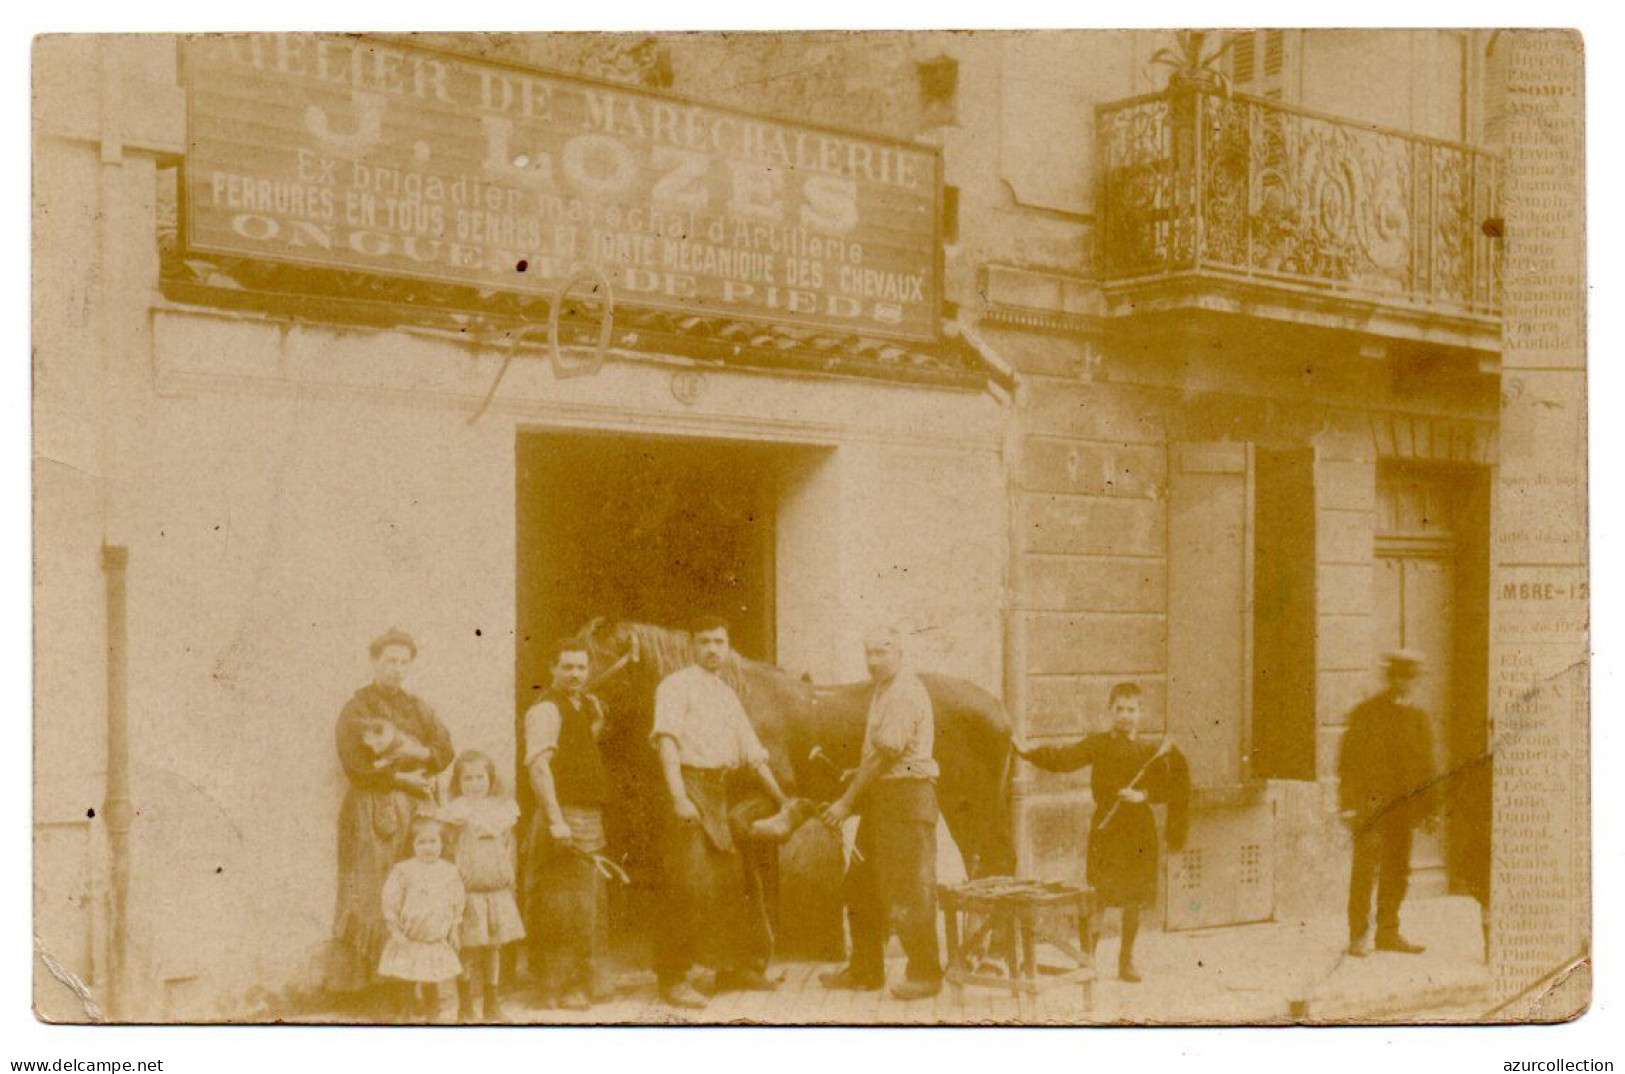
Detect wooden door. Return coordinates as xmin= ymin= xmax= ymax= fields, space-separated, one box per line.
xmin=1374 ymin=466 xmax=1460 ymax=894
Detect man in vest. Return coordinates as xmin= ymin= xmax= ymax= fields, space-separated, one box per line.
xmin=651 ymin=615 xmax=794 ymax=1010
xmin=818 ymin=625 xmax=944 ymax=1000
xmin=522 ymin=638 xmax=615 ymax=1011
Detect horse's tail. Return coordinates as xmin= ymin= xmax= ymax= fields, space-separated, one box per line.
xmin=999 ymin=727 xmax=1017 ymax=875
xmin=981 ymin=708 xmax=1019 ymax=878
xmin=917 ymin=673 xmax=1019 ymax=880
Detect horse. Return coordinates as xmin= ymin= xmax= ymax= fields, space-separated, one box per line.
xmin=576 ymin=618 xmax=1017 ymax=878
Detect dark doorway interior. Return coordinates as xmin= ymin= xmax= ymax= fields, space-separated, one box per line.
xmin=514 ymin=430 xmax=784 ymax=958
xmin=517 ymin=431 xmax=778 ymax=669
xmin=1253 ymin=447 xmax=1318 ymax=782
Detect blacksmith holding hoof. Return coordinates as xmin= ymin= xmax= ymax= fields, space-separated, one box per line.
xmin=651 ymin=615 xmax=794 ymax=1010
xmin=1338 ymin=649 xmax=1438 ymax=959
xmin=521 ymin=638 xmax=614 ymax=1012
xmin=1015 ymin=683 xmax=1189 ymax=984
xmin=819 ymin=625 xmax=944 ymax=1001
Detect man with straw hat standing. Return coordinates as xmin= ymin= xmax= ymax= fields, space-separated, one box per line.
xmin=1338 ymin=649 xmax=1439 ymax=958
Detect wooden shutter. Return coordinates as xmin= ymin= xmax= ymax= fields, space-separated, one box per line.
xmin=1166 ymin=442 xmax=1254 ymax=789
xmin=1228 ymin=29 xmax=1296 ymax=101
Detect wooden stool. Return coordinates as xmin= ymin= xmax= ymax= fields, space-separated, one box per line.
xmin=939 ymin=877 xmax=1095 ymax=1013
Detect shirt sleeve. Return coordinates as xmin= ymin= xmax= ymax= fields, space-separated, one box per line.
xmin=868 ymin=677 xmax=931 ymax=757
xmin=523 ymin=702 xmax=563 ymax=768
xmin=380 ymin=864 xmax=405 ymax=931
xmin=1022 ymin=734 xmax=1101 ymax=773
xmin=440 ymin=797 xmax=470 ymax=828
xmin=650 ymin=674 xmax=683 ymax=745
xmin=1407 ymin=708 xmax=1440 ymax=813
xmin=1336 ymin=708 xmax=1367 ymax=811
xmin=417 ymin=702 xmax=455 ymax=775
xmin=335 ymin=699 xmax=395 ymax=791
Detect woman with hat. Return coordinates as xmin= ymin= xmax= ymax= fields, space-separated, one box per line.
xmin=325 ymin=629 xmax=456 ymax=1011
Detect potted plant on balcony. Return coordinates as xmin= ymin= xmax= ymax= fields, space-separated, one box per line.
xmin=1149 ymin=29 xmax=1234 ymax=93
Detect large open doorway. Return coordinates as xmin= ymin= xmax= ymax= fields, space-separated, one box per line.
xmin=517 ymin=431 xmax=781 ymax=669
xmin=514 ymin=429 xmax=801 ymax=960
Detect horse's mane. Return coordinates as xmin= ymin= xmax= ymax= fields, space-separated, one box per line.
xmin=624 ymin=621 xmax=693 ymax=680
xmin=622 ymin=620 xmax=760 ymax=698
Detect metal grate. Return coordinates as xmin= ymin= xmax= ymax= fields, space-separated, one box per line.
xmin=1095 ymin=87 xmax=1502 ymax=316
xmin=1239 ymin=843 xmax=1262 ymax=886
xmin=1180 ymin=848 xmax=1204 ymax=891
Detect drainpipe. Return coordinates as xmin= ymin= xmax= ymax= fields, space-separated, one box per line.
xmin=101 ymin=546 xmax=132 ymax=1021
xmin=956 ymin=318 xmax=1028 ymax=875
xmin=997 ymin=384 xmax=1029 ymax=877
xmin=96 ymin=39 xmax=133 ymax=1021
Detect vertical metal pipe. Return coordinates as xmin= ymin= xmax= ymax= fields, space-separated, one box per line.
xmin=957 ymin=318 xmax=1027 ymax=876
xmin=101 ymin=545 xmax=131 ymax=1021
xmin=95 ymin=38 xmax=134 ymax=1021
xmin=1001 ymin=384 xmax=1026 ymax=874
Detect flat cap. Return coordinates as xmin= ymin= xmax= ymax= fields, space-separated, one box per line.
xmin=368 ymin=628 xmax=418 ymax=660
xmin=1381 ymin=648 xmax=1425 ymax=669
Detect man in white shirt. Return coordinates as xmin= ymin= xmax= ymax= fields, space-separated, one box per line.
xmin=650 ymin=615 xmax=793 ymax=1010
xmin=819 ymin=625 xmax=944 ymax=1000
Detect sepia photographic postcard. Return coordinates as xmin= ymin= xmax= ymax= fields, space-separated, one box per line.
xmin=30 ymin=28 xmax=1589 ymax=1027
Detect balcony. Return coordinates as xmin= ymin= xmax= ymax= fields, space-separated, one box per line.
xmin=1095 ymin=86 xmax=1502 ymax=352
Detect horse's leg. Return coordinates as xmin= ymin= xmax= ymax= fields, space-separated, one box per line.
xmin=938 ymin=747 xmax=1016 ymax=879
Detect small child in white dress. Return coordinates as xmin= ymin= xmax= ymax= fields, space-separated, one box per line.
xmin=378 ymin=814 xmax=465 ymax=1021
xmin=442 ymin=750 xmax=526 ymax=1022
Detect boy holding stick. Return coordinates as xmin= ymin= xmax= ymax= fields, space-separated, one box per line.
xmin=1015 ymin=682 xmax=1190 ymax=983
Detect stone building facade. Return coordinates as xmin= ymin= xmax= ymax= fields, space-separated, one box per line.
xmin=975 ymin=31 xmax=1501 ymax=934
xmin=33 ymin=30 xmax=1505 ymax=1019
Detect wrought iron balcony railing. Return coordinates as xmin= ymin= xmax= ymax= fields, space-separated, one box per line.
xmin=1096 ymin=86 xmax=1501 ymax=321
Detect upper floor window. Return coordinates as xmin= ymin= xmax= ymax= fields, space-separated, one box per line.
xmin=1228 ymin=29 xmax=1297 ymax=101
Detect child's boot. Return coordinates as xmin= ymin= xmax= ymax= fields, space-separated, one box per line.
xmin=484 ymin=985 xmax=508 ymax=1023
xmin=391 ymin=983 xmax=415 ymax=1025
xmin=456 ymin=976 xmax=476 ymax=1023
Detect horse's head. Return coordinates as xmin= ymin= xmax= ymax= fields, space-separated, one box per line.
xmin=571 ymin=618 xmax=633 ymax=714
xmin=571 ymin=617 xmax=700 ymax=728
xmin=576 ymin=616 xmax=624 ymax=672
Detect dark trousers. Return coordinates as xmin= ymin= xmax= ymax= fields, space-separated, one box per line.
xmin=653 ymin=769 xmax=773 ymax=989
xmin=1348 ymin=815 xmax=1415 ymax=940
xmin=844 ymin=779 xmax=942 ymax=984
xmin=527 ymin=847 xmax=609 ymax=997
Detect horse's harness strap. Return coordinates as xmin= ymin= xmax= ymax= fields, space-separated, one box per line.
xmin=586 ymin=633 xmax=640 ymax=691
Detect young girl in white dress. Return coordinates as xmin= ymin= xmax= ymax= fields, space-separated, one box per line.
xmin=443 ymin=750 xmax=526 ymax=1022
xmin=378 ymin=815 xmax=466 ymax=1021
